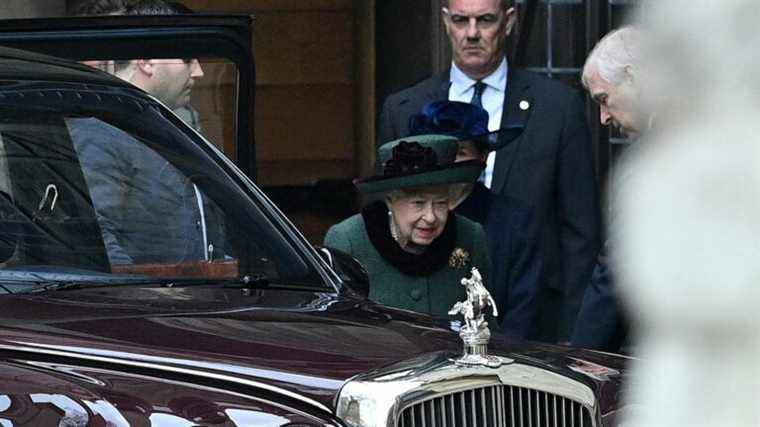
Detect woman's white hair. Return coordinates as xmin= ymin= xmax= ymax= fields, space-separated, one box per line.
xmin=385 ymin=185 xmax=462 ymax=208
xmin=386 ymin=185 xmax=453 ymax=201
xmin=582 ymin=26 xmax=642 ymax=88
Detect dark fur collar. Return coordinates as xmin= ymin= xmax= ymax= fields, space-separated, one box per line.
xmin=361 ymin=201 xmax=457 ymax=277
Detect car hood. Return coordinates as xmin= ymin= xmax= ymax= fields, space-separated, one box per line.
xmin=0 ymin=286 xmax=628 ymax=417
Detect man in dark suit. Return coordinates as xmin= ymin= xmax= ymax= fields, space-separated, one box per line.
xmin=572 ymin=26 xmax=644 ymax=352
xmin=378 ymin=0 xmax=601 ymax=342
xmin=455 ymin=163 xmax=542 ymax=340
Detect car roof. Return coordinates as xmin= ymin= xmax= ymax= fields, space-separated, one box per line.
xmin=0 ymin=45 xmax=132 ymax=88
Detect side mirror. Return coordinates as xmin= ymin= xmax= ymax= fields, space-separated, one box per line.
xmin=317 ymin=246 xmax=369 ymax=298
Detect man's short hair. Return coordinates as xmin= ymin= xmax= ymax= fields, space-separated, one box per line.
xmin=444 ymin=0 xmax=513 ymax=9
xmin=71 ymin=0 xmax=192 ymax=17
xmin=109 ymin=0 xmax=191 ymax=74
xmin=124 ymin=0 xmax=189 ymax=15
xmin=69 ymin=0 xmax=126 ymax=16
xmin=582 ymin=26 xmax=642 ymax=88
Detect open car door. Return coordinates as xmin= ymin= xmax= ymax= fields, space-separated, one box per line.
xmin=0 ymin=14 xmax=256 ymax=179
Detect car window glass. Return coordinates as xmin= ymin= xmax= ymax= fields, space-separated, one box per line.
xmin=81 ymin=56 xmax=239 ymax=161
xmin=0 ymin=87 xmax=325 ymax=291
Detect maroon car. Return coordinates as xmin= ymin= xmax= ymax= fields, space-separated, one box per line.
xmin=0 ymin=16 xmax=631 ymax=427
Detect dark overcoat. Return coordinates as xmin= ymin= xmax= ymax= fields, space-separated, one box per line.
xmin=324 ymin=213 xmax=491 ymax=319
xmin=456 ymin=183 xmax=541 ymax=339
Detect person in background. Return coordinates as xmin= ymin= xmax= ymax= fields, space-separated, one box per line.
xmin=408 ymin=100 xmax=541 ymax=339
xmin=378 ymin=0 xmax=600 ymax=343
xmin=324 ymin=135 xmax=492 ymax=319
xmin=71 ymin=0 xmax=204 ymax=130
xmin=163 ymin=1 xmax=203 ymax=131
xmin=571 ymin=26 xmax=645 ymax=352
xmin=113 ymin=0 xmax=204 ymax=113
xmin=68 ymin=0 xmax=215 ymax=265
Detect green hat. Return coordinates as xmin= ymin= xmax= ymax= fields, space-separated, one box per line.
xmin=354 ymin=134 xmax=484 ymax=194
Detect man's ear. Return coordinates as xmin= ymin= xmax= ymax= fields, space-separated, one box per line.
xmin=135 ymin=59 xmax=154 ymax=77
xmin=441 ymin=7 xmax=452 ymax=37
xmin=503 ymin=7 xmax=518 ymax=37
xmin=624 ymin=65 xmax=636 ymax=84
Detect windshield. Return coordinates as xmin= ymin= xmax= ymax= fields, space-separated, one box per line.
xmin=0 ymin=81 xmax=327 ymax=293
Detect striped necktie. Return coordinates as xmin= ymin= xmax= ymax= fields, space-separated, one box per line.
xmin=470 ymin=80 xmax=487 ymax=108
xmin=470 ymin=81 xmax=488 ymax=185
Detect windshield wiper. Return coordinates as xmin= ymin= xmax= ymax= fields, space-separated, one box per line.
xmin=159 ymin=274 xmax=320 ymax=293
xmin=25 ymin=275 xmax=269 ymax=293
xmin=0 ymin=268 xmax=165 ymax=294
xmin=2 ymin=273 xmax=308 ymax=294
xmin=160 ymin=274 xmax=271 ymax=290
xmin=27 ymin=281 xmax=90 ymax=293
xmin=27 ymin=277 xmax=160 ymax=293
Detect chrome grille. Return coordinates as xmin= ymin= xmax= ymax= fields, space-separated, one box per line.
xmin=397 ymin=384 xmax=594 ymax=427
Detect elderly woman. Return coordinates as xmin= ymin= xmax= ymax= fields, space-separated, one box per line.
xmin=323 ymin=134 xmax=491 ymax=317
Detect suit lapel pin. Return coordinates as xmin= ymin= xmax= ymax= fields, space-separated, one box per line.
xmin=519 ymin=100 xmax=530 ymax=111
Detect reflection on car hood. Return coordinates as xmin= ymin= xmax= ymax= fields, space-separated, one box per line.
xmin=0 ymin=357 xmax=334 ymax=425
xmin=0 ymin=286 xmax=628 ymax=416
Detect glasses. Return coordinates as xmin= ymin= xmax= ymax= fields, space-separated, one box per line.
xmin=442 ymin=7 xmax=502 ymax=30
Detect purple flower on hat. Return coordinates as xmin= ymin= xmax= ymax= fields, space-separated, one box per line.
xmin=408 ymin=101 xmax=489 ymax=139
xmin=383 ymin=141 xmax=438 ymax=176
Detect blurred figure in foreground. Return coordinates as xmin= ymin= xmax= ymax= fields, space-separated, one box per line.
xmin=616 ymin=1 xmax=760 ymax=426
xmin=571 ymin=26 xmax=644 ymax=353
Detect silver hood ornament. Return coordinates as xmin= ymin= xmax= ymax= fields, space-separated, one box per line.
xmin=448 ymin=267 xmax=503 ymax=368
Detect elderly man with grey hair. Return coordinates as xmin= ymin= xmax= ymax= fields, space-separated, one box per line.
xmin=571 ymin=26 xmax=644 ymax=352
xmin=582 ymin=26 xmax=648 ymax=139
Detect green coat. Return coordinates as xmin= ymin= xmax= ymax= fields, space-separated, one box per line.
xmin=324 ymin=213 xmax=491 ymax=318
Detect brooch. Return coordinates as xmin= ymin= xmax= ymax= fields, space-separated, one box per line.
xmin=448 ymin=247 xmax=470 ymax=269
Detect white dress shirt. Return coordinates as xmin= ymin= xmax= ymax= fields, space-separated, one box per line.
xmin=448 ymin=58 xmax=508 ymax=189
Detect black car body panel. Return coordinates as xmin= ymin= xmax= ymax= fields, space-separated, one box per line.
xmin=0 ymin=284 xmax=628 ymax=416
